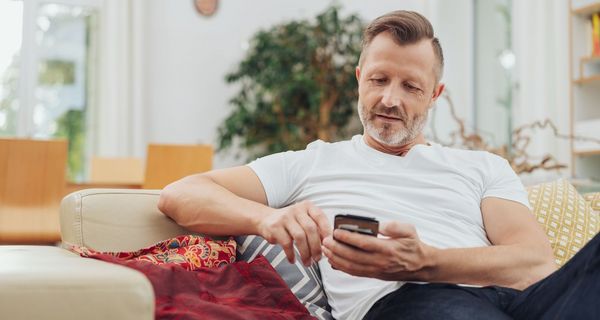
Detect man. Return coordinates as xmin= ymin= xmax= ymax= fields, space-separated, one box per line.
xmin=159 ymin=10 xmax=599 ymax=320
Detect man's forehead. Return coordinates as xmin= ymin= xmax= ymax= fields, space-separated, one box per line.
xmin=361 ymin=36 xmax=437 ymax=82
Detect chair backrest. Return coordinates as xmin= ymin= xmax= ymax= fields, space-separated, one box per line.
xmin=89 ymin=157 xmax=144 ymax=184
xmin=0 ymin=138 xmax=68 ymax=243
xmin=142 ymin=144 xmax=212 ymax=189
xmin=0 ymin=138 xmax=68 ymax=206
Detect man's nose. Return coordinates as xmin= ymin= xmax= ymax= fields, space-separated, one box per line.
xmin=381 ymin=84 xmax=402 ymax=108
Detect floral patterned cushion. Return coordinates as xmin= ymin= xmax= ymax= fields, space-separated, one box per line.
xmin=71 ymin=235 xmax=237 ymax=271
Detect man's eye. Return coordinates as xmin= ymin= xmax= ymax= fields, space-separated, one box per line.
xmin=370 ymin=78 xmax=387 ymax=85
xmin=404 ymin=83 xmax=420 ymax=91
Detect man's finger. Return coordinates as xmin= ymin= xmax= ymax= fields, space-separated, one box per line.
xmin=285 ymin=222 xmax=311 ymax=265
xmin=296 ymin=214 xmax=323 ymax=263
xmin=307 ymin=204 xmax=332 ymax=240
xmin=273 ymin=232 xmax=296 ymax=264
xmin=322 ymin=235 xmax=377 ymax=265
xmin=332 ymin=228 xmax=380 ymax=252
xmin=322 ymin=245 xmax=379 ymax=277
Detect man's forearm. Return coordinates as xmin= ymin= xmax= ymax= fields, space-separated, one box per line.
xmin=420 ymin=243 xmax=557 ymax=290
xmin=158 ymin=174 xmax=273 ymax=236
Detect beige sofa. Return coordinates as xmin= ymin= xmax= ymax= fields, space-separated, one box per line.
xmin=1 ymin=182 xmax=598 ymax=319
xmin=0 ymin=189 xmax=198 ymax=320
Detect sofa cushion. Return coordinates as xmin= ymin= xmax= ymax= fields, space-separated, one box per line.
xmin=236 ymin=235 xmax=332 ymax=320
xmin=527 ymin=179 xmax=599 ymax=266
xmin=0 ymin=246 xmax=154 ymax=320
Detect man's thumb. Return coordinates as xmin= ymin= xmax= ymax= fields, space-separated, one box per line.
xmin=379 ymin=221 xmax=417 ymax=239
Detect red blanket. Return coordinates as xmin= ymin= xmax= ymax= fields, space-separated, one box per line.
xmin=71 ymin=235 xmax=315 ymax=320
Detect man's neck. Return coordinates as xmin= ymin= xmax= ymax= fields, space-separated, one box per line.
xmin=363 ymin=133 xmax=428 ymax=156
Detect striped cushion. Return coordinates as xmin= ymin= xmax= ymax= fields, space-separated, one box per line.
xmin=236 ymin=235 xmax=332 ymax=320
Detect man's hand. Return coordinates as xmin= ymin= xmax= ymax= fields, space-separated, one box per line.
xmin=256 ymin=200 xmax=332 ymax=266
xmin=322 ymin=221 xmax=436 ymax=281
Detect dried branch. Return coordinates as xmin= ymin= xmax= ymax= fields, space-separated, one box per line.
xmin=432 ymin=92 xmax=600 ymax=174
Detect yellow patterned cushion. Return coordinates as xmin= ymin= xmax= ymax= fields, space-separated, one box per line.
xmin=583 ymin=192 xmax=600 ymax=234
xmin=583 ymin=192 xmax=600 ymax=212
xmin=526 ymin=180 xmax=599 ymax=266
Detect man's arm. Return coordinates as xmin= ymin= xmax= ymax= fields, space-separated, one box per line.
xmin=322 ymin=197 xmax=557 ymax=290
xmin=158 ymin=166 xmax=270 ymax=235
xmin=158 ymin=166 xmax=331 ymax=266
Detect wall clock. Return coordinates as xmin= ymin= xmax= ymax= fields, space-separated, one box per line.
xmin=194 ymin=0 xmax=218 ymax=17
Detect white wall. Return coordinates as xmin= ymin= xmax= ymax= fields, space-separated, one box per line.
xmin=141 ymin=0 xmax=474 ymax=168
xmin=425 ymin=0 xmax=474 ymax=144
xmin=512 ymin=0 xmax=571 ymax=184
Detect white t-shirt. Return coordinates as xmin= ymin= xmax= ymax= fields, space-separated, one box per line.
xmin=247 ymin=135 xmax=530 ymax=320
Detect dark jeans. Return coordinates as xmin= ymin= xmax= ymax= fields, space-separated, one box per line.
xmin=363 ymin=233 xmax=600 ymax=320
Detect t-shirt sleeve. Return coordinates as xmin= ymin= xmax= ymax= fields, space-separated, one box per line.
xmin=246 ymin=148 xmax=317 ymax=208
xmin=482 ymin=155 xmax=532 ymax=210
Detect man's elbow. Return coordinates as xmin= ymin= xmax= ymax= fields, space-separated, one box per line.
xmin=158 ymin=181 xmax=182 ymax=221
xmin=158 ymin=174 xmax=209 ymax=223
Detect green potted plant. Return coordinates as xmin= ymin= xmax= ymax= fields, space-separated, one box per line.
xmin=218 ymin=6 xmax=365 ymax=160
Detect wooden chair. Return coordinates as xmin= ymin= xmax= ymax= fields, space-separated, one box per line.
xmin=143 ymin=144 xmax=213 ymax=189
xmin=0 ymin=138 xmax=68 ymax=244
xmin=89 ymin=157 xmax=145 ymax=185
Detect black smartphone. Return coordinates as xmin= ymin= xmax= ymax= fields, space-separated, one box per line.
xmin=334 ymin=214 xmax=379 ymax=236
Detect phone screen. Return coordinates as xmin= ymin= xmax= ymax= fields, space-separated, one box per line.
xmin=334 ymin=214 xmax=379 ymax=236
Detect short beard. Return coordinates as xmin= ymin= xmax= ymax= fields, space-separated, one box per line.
xmin=358 ymin=100 xmax=428 ymax=147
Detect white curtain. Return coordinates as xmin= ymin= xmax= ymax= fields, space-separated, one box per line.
xmin=512 ymin=0 xmax=571 ymax=184
xmin=93 ymin=0 xmax=145 ymax=158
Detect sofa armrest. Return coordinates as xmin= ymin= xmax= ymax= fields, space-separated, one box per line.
xmin=0 ymin=246 xmax=154 ymax=320
xmin=60 ymin=188 xmax=199 ymax=252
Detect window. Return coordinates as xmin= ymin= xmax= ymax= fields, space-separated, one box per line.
xmin=0 ymin=0 xmax=100 ymax=182
xmin=0 ymin=0 xmax=23 ymax=136
xmin=474 ymin=0 xmax=514 ymax=148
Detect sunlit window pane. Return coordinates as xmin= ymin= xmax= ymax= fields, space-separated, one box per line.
xmin=0 ymin=0 xmax=23 ymax=136
xmin=33 ymin=3 xmax=98 ymax=182
xmin=474 ymin=0 xmax=514 ymax=148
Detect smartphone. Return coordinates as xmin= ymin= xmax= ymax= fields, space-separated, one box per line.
xmin=334 ymin=214 xmax=379 ymax=236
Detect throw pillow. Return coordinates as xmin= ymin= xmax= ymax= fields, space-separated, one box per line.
xmin=583 ymin=192 xmax=600 ymax=211
xmin=583 ymin=192 xmax=600 ymax=233
xmin=236 ymin=235 xmax=332 ymax=320
xmin=527 ymin=179 xmax=599 ymax=266
xmin=71 ymin=235 xmax=237 ymax=270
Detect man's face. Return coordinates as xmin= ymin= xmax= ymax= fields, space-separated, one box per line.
xmin=356 ymin=32 xmax=444 ymax=147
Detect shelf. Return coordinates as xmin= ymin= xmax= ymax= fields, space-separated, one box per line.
xmin=573 ymin=75 xmax=600 ymax=84
xmin=572 ymin=2 xmax=600 ymax=16
xmin=574 ymin=149 xmax=600 ymax=156
xmin=581 ymin=55 xmax=600 ymax=63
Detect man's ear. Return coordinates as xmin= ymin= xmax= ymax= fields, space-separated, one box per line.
xmin=355 ymin=66 xmax=361 ymax=83
xmin=431 ymin=83 xmax=445 ymax=103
